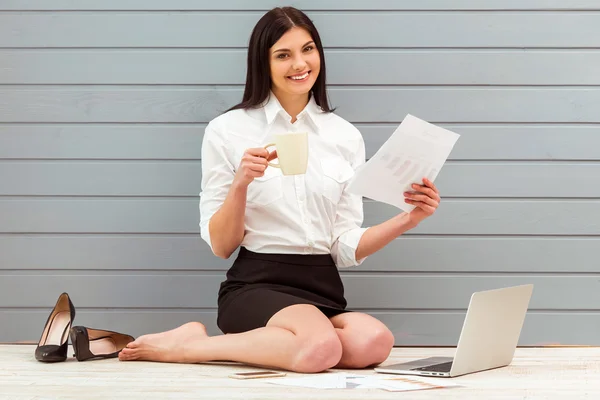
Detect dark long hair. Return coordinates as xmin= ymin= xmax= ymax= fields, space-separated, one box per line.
xmin=227 ymin=7 xmax=334 ymax=113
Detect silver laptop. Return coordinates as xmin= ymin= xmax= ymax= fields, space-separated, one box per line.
xmin=374 ymin=284 xmax=534 ymax=378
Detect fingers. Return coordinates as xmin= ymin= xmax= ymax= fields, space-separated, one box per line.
xmin=405 ymin=199 xmax=437 ymax=214
xmin=422 ymin=177 xmax=439 ymax=194
xmin=405 ymin=177 xmax=441 ymax=215
xmin=246 ymin=168 xmax=267 ymax=178
xmin=246 ymin=147 xmax=277 ymax=163
xmin=237 ymin=164 xmax=267 ymax=185
xmin=406 ymin=182 xmax=441 ymax=203
xmin=409 ymin=188 xmax=440 ymax=204
xmin=235 ymin=147 xmax=276 ymax=186
xmin=244 ymin=155 xmax=268 ymax=170
xmin=242 ymin=148 xmax=268 ymax=165
xmin=243 ymin=148 xmax=277 ymax=168
xmin=245 ymin=147 xmax=270 ymax=158
xmin=267 ymin=150 xmax=278 ymax=162
xmin=405 ymin=192 xmax=439 ymax=208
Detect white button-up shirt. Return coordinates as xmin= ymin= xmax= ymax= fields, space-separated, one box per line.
xmin=199 ymin=93 xmax=368 ymax=268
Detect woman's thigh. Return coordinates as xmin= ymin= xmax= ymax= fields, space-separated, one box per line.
xmin=265 ymin=303 xmax=344 ymax=372
xmin=267 ymin=303 xmax=338 ymax=337
xmin=218 ymin=285 xmax=344 ymax=334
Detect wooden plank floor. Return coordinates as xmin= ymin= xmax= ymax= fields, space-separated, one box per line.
xmin=1 ymin=345 xmax=599 ymax=399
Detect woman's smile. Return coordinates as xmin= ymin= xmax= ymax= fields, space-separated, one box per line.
xmin=287 ymin=71 xmax=311 ymax=82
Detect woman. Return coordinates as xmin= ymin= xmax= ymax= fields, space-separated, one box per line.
xmin=119 ymin=6 xmax=441 ymax=373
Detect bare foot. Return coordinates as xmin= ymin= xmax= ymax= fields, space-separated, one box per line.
xmin=118 ymin=322 xmax=208 ymax=363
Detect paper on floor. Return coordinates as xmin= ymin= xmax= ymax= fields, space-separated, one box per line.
xmin=263 ymin=372 xmax=459 ymax=392
xmin=347 ymin=374 xmax=459 ymax=392
xmin=264 ymin=373 xmax=348 ymax=389
xmin=348 ymin=114 xmax=460 ymax=213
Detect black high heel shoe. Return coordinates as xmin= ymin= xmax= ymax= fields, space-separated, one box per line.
xmin=35 ymin=292 xmax=75 ymax=362
xmin=70 ymin=326 xmax=134 ymax=361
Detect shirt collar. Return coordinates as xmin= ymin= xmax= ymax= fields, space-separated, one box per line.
xmin=263 ymin=91 xmax=323 ymax=132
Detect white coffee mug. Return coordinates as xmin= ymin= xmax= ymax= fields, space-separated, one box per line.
xmin=264 ymin=132 xmax=308 ymax=175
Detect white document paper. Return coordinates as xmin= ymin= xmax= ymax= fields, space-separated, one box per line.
xmin=263 ymin=373 xmax=348 ymax=389
xmin=346 ymin=375 xmax=459 ymax=392
xmin=348 ymin=114 xmax=460 ymax=212
xmin=264 ymin=372 xmax=459 ymax=392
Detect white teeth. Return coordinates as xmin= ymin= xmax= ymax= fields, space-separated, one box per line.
xmin=290 ymin=72 xmax=309 ymax=80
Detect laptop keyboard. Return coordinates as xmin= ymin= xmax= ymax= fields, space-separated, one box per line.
xmin=412 ymin=361 xmax=453 ymax=373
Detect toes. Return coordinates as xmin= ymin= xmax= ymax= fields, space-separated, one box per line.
xmin=120 ymin=348 xmax=134 ymax=359
xmin=119 ymin=350 xmax=137 ymax=361
xmin=126 ymin=341 xmax=140 ymax=349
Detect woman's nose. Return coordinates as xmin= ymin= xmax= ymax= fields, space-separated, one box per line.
xmin=292 ymin=56 xmax=307 ymax=70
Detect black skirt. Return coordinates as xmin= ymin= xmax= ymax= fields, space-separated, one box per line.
xmin=217 ymin=247 xmax=349 ymax=334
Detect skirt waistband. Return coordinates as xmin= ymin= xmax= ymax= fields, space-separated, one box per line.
xmin=237 ymin=247 xmax=334 ymax=266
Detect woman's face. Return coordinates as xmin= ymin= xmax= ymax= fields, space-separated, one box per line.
xmin=269 ymin=26 xmax=321 ymax=98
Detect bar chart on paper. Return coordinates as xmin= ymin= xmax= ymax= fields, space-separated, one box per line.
xmin=383 ymin=156 xmax=437 ymax=187
xmin=348 ymin=114 xmax=460 ymax=212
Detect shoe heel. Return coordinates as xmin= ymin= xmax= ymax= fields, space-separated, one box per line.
xmin=35 ymin=292 xmax=76 ymax=363
xmin=69 ymin=326 xmax=134 ymax=361
xmin=69 ymin=328 xmax=78 ymax=359
xmin=69 ymin=326 xmax=88 ymax=361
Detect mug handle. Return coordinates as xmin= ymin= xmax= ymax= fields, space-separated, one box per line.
xmin=263 ymin=143 xmax=280 ymax=168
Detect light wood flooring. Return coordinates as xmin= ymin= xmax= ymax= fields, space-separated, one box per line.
xmin=1 ymin=345 xmax=599 ymax=399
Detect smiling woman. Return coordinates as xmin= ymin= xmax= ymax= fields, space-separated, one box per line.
xmin=269 ymin=31 xmax=321 ymax=110
xmin=227 ymin=6 xmax=331 ymax=119
xmin=117 ymin=6 xmax=441 ymax=373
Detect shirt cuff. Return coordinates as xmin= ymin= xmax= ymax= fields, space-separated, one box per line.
xmin=333 ymin=227 xmax=369 ymax=268
xmin=199 ymin=218 xmax=214 ymax=252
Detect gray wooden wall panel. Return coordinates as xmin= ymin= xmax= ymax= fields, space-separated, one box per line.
xmin=2 ymin=199 xmax=599 ymax=235
xmin=1 ymin=12 xmax=598 ymax=48
xmin=2 ymin=88 xmax=600 ymax=123
xmin=2 ymin=161 xmax=600 ymax=198
xmin=2 ymin=310 xmax=595 ymax=346
xmin=2 ymin=1 xmax=599 ymax=346
xmin=3 ymin=0 xmax=600 ymax=11
xmin=2 ymin=236 xmax=600 ymax=273
xmin=1 ymin=235 xmax=599 ymax=273
xmin=5 ymin=50 xmax=600 ymax=85
xmin=0 ymin=273 xmax=596 ymax=310
xmin=2 ymin=124 xmax=599 ymax=161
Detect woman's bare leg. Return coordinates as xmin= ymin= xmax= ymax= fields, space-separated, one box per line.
xmin=118 ymin=304 xmax=343 ymax=373
xmin=330 ymin=312 xmax=395 ymax=369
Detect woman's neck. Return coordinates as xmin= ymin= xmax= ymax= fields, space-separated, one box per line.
xmin=272 ymin=89 xmax=309 ymax=123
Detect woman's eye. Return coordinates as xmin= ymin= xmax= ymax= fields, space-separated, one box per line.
xmin=277 ymin=54 xmax=288 ymax=59
xmin=304 ymin=46 xmax=314 ymax=52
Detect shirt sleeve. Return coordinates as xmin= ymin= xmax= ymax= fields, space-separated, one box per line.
xmin=330 ymin=135 xmax=369 ymax=268
xmin=199 ymin=120 xmax=236 ymax=252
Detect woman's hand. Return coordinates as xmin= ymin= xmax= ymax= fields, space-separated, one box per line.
xmin=354 ymin=177 xmax=441 ymax=261
xmin=404 ymin=177 xmax=441 ymax=226
xmin=233 ymin=147 xmax=278 ymax=187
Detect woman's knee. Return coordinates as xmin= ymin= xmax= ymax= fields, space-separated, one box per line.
xmin=266 ymin=304 xmax=344 ymax=372
xmin=291 ymin=331 xmax=343 ymax=373
xmin=367 ymin=326 xmax=395 ymax=363
xmin=346 ymin=326 xmax=395 ymax=368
